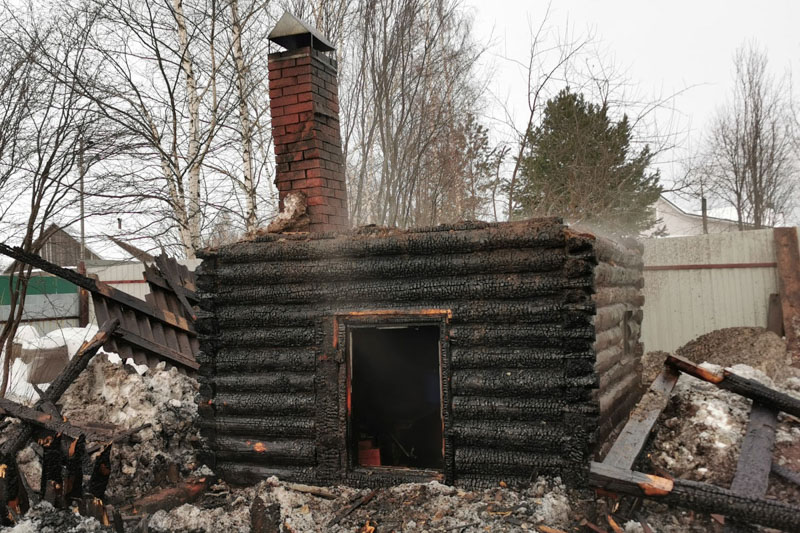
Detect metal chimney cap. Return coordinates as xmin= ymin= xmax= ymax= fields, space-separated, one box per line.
xmin=268 ymin=11 xmax=335 ymax=53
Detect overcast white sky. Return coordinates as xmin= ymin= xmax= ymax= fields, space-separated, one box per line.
xmin=465 ymin=0 xmax=800 ymax=215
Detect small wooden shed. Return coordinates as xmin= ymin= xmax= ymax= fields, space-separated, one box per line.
xmin=195 ymin=218 xmax=644 ymax=488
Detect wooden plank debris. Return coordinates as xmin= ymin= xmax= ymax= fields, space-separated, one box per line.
xmin=119 ymin=477 xmax=211 ymax=515
xmin=0 ymin=243 xmax=199 ymax=373
xmin=154 ymin=254 xmax=197 ymax=321
xmin=771 ymin=463 xmax=800 ymax=487
xmin=774 ymin=227 xmax=800 ymax=363
xmin=0 ymin=399 xmax=105 ymax=441
xmin=0 ymin=320 xmax=119 ymax=458
xmin=665 ymin=354 xmax=800 ymax=418
xmin=85 ymin=424 xmax=152 ymax=455
xmin=589 ymin=461 xmax=800 ymax=531
xmin=327 ymin=489 xmax=378 ymax=527
xmin=603 ymin=366 xmax=679 ymax=470
xmin=723 ymin=403 xmax=778 ymax=533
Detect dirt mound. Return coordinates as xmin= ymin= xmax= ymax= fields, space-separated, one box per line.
xmin=675 ymin=327 xmax=789 ymax=379
xmin=641 ymin=350 xmax=670 ymax=385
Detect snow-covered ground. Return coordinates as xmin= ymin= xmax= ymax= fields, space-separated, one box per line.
xmin=1 ymin=323 xmax=147 ymax=403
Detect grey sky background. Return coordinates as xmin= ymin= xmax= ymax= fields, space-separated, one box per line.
xmin=465 ymin=0 xmax=800 ymax=217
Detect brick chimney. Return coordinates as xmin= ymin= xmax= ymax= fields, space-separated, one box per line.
xmin=267 ymin=12 xmax=349 ymax=232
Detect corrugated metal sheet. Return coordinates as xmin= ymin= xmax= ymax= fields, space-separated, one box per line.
xmin=0 ymin=275 xmax=78 ymax=320
xmin=641 ymin=229 xmax=782 ymax=354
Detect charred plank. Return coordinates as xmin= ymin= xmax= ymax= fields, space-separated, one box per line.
xmin=603 ymin=367 xmax=679 ymax=470
xmin=590 ymin=462 xmax=800 ymax=531
xmin=666 ymin=354 xmax=800 ymax=417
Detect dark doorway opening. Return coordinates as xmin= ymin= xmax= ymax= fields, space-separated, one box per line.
xmin=349 ymin=325 xmax=443 ymax=471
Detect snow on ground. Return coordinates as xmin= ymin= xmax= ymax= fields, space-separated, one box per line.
xmin=1 ymin=324 xmax=147 ymax=404
xmin=55 ymin=355 xmax=202 ymax=503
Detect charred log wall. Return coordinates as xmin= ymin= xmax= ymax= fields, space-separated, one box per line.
xmin=195 ymin=219 xmax=599 ymax=488
xmin=592 ymin=236 xmax=645 ymax=454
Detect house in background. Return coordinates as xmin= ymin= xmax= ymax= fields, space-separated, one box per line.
xmin=3 ymin=225 xmax=102 ymax=274
xmin=649 ymin=196 xmax=745 ymax=237
xmin=1 ymin=224 xmax=144 ymax=334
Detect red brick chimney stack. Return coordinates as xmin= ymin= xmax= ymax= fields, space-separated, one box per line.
xmin=267 ymin=13 xmax=349 ymax=233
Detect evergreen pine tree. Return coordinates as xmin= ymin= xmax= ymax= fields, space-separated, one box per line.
xmin=513 ymin=88 xmax=662 ymax=235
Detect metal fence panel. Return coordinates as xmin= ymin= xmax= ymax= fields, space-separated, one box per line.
xmin=642 ymin=229 xmax=782 ymax=354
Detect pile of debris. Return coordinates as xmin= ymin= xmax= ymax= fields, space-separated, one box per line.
xmin=4 ymin=319 xmax=800 ymax=532
xmin=12 ymin=354 xmax=202 ymax=505
xmin=146 ymin=476 xmax=580 ymax=533
xmin=615 ymin=327 xmax=800 ymax=532
xmin=647 ymin=361 xmax=800 ymax=500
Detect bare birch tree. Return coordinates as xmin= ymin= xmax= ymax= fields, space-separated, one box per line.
xmin=0 ymin=3 xmax=118 ymax=396
xmin=704 ymin=42 xmax=797 ymax=229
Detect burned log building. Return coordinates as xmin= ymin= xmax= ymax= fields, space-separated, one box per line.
xmin=195 ymin=13 xmax=645 ymax=489
xmin=196 ymin=221 xmax=644 ymax=488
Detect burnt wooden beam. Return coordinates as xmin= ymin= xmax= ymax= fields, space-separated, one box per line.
xmin=113 ymin=328 xmax=199 ymax=371
xmin=602 ymin=366 xmax=680 ymax=470
xmin=40 ymin=434 xmax=64 ymax=507
xmin=64 ymin=435 xmax=85 ymax=503
xmin=666 ymin=354 xmax=800 ymax=418
xmin=144 ymin=268 xmax=197 ymax=303
xmin=89 ymin=444 xmax=113 ymax=500
xmin=154 ymin=255 xmax=197 ymax=320
xmin=0 ymin=320 xmax=119 ymax=458
xmin=119 ymin=477 xmax=212 ymax=515
xmin=327 ymin=489 xmax=379 ymax=527
xmin=589 ymin=462 xmax=800 ymax=531
xmin=201 ymin=219 xmax=568 ymax=264
xmin=774 ymin=227 xmax=800 ymax=362
xmin=0 ymin=458 xmax=29 ymax=524
xmin=85 ymin=424 xmax=152 ymax=455
xmin=0 ymin=399 xmax=100 ymax=441
xmin=772 ymin=463 xmax=800 ymax=487
xmin=723 ymin=404 xmax=778 ymax=533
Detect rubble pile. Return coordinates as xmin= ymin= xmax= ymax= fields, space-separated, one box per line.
xmin=4 ymin=322 xmax=800 ymax=532
xmin=0 ymin=502 xmax=107 ymax=533
xmin=635 ymin=328 xmax=800 ymax=531
xmin=649 ymin=362 xmax=759 ymax=485
xmin=146 ymin=476 xmax=581 ymax=533
xmin=10 ymin=354 xmax=202 ymax=508
xmin=57 ymin=355 xmax=203 ymax=503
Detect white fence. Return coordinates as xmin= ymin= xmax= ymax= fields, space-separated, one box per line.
xmin=641 ymin=228 xmax=791 ymax=354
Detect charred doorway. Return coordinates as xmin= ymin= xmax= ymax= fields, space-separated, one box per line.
xmin=347 ymin=324 xmax=444 ymax=472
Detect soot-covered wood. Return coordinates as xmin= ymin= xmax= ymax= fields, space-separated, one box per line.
xmin=592 ymin=236 xmax=645 ymax=452
xmin=197 ymin=219 xmax=603 ymax=488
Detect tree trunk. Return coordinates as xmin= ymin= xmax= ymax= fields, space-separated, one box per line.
xmin=230 ymin=0 xmax=257 ymax=233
